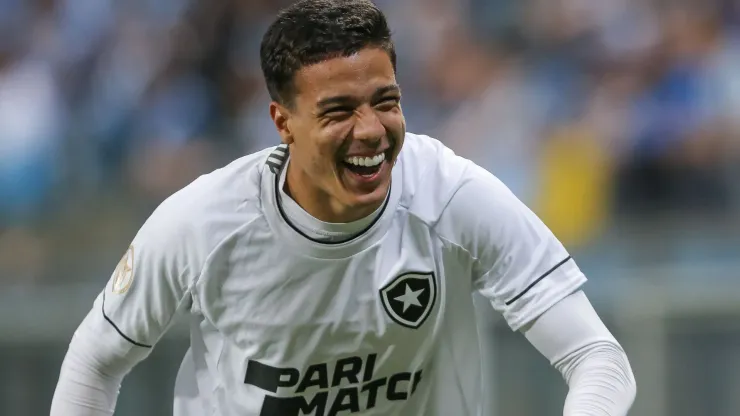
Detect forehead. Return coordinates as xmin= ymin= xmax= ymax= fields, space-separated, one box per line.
xmin=293 ymin=48 xmax=396 ymax=104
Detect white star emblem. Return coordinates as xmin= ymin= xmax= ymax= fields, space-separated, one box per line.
xmin=393 ymin=284 xmax=424 ymax=313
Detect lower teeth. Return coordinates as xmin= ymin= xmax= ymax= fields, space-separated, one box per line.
xmin=345 ymin=163 xmax=381 ymax=176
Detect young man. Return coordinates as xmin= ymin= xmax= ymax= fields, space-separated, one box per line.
xmin=51 ymin=1 xmax=636 ymax=415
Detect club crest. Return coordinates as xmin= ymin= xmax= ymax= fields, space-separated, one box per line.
xmin=380 ymin=271 xmax=436 ymax=329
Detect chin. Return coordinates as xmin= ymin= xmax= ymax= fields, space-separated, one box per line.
xmin=346 ymin=179 xmax=391 ymax=210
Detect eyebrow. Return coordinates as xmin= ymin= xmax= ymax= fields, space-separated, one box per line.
xmin=371 ymin=84 xmax=402 ymax=100
xmin=316 ymin=84 xmax=402 ymax=110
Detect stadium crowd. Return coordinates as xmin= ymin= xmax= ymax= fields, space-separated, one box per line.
xmin=1 ymin=0 xmax=740 ymax=286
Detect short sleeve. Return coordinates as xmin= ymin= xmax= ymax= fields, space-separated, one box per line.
xmin=437 ymin=162 xmax=586 ymax=331
xmin=94 ymin=206 xmax=199 ymax=349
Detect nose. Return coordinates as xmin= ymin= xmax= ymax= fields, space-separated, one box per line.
xmin=352 ymin=106 xmax=385 ymax=144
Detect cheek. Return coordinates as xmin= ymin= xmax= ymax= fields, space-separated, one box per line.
xmin=380 ymin=110 xmax=405 ymax=136
xmin=310 ymin=151 xmax=335 ymax=174
xmin=318 ymin=123 xmax=352 ymax=153
xmin=322 ymin=121 xmax=353 ymax=142
xmin=305 ymin=131 xmax=343 ymax=172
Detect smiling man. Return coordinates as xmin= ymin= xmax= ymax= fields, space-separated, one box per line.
xmin=50 ymin=1 xmax=636 ymax=415
xmin=272 ymin=45 xmax=403 ymax=224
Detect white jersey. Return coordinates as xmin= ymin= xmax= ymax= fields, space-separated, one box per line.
xmin=97 ymin=133 xmax=586 ymax=416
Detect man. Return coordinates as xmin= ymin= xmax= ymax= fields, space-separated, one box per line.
xmin=50 ymin=1 xmax=636 ymax=415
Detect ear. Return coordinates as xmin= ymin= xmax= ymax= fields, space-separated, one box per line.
xmin=270 ymin=102 xmax=294 ymax=145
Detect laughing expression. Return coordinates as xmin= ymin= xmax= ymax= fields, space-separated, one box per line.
xmin=271 ymin=47 xmax=405 ymax=223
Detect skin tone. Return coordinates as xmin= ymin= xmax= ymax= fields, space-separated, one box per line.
xmin=269 ymin=47 xmax=406 ymax=224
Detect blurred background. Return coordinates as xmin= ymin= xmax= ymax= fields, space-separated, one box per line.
xmin=1 ymin=0 xmax=740 ymax=414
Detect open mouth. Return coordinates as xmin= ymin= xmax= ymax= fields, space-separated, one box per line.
xmin=341 ymin=152 xmax=386 ymax=178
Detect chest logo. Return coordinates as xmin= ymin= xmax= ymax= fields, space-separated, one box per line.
xmin=379 ymin=271 xmax=436 ymax=329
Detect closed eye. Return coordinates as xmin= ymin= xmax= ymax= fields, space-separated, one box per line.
xmin=374 ymin=96 xmax=401 ymax=111
xmin=321 ymin=106 xmax=354 ymax=118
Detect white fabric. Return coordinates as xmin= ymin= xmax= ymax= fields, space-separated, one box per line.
xmin=50 ymin=292 xmax=636 ymax=416
xmin=51 ymin=133 xmax=601 ymax=415
xmin=50 ymin=305 xmax=151 ymax=415
xmin=524 ymin=290 xmax=636 ymax=415
xmin=277 ymin=157 xmax=384 ymax=242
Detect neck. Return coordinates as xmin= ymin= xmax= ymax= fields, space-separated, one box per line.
xmin=284 ymin=162 xmax=380 ymax=223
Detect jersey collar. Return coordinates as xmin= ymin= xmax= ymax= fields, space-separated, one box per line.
xmin=261 ymin=144 xmax=402 ymax=259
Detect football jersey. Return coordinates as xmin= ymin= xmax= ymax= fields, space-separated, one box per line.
xmin=97 ymin=133 xmax=586 ymax=416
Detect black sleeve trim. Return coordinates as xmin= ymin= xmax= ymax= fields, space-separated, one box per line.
xmin=101 ymin=292 xmax=153 ymax=348
xmin=505 ymin=256 xmax=573 ymax=306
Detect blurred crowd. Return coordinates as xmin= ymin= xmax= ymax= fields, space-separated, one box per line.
xmin=1 ymin=0 xmax=740 ymax=286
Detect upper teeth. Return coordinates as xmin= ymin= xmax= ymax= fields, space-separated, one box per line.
xmin=345 ymin=153 xmax=385 ymax=167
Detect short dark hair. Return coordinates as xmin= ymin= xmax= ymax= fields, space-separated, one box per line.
xmin=260 ymin=0 xmax=396 ymax=106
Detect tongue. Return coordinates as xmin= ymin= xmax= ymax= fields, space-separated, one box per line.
xmin=344 ymin=162 xmax=381 ymax=176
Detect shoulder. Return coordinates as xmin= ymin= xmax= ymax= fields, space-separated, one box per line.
xmin=398 ymin=132 xmax=495 ymax=224
xmin=134 ymin=146 xmax=279 ymax=266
